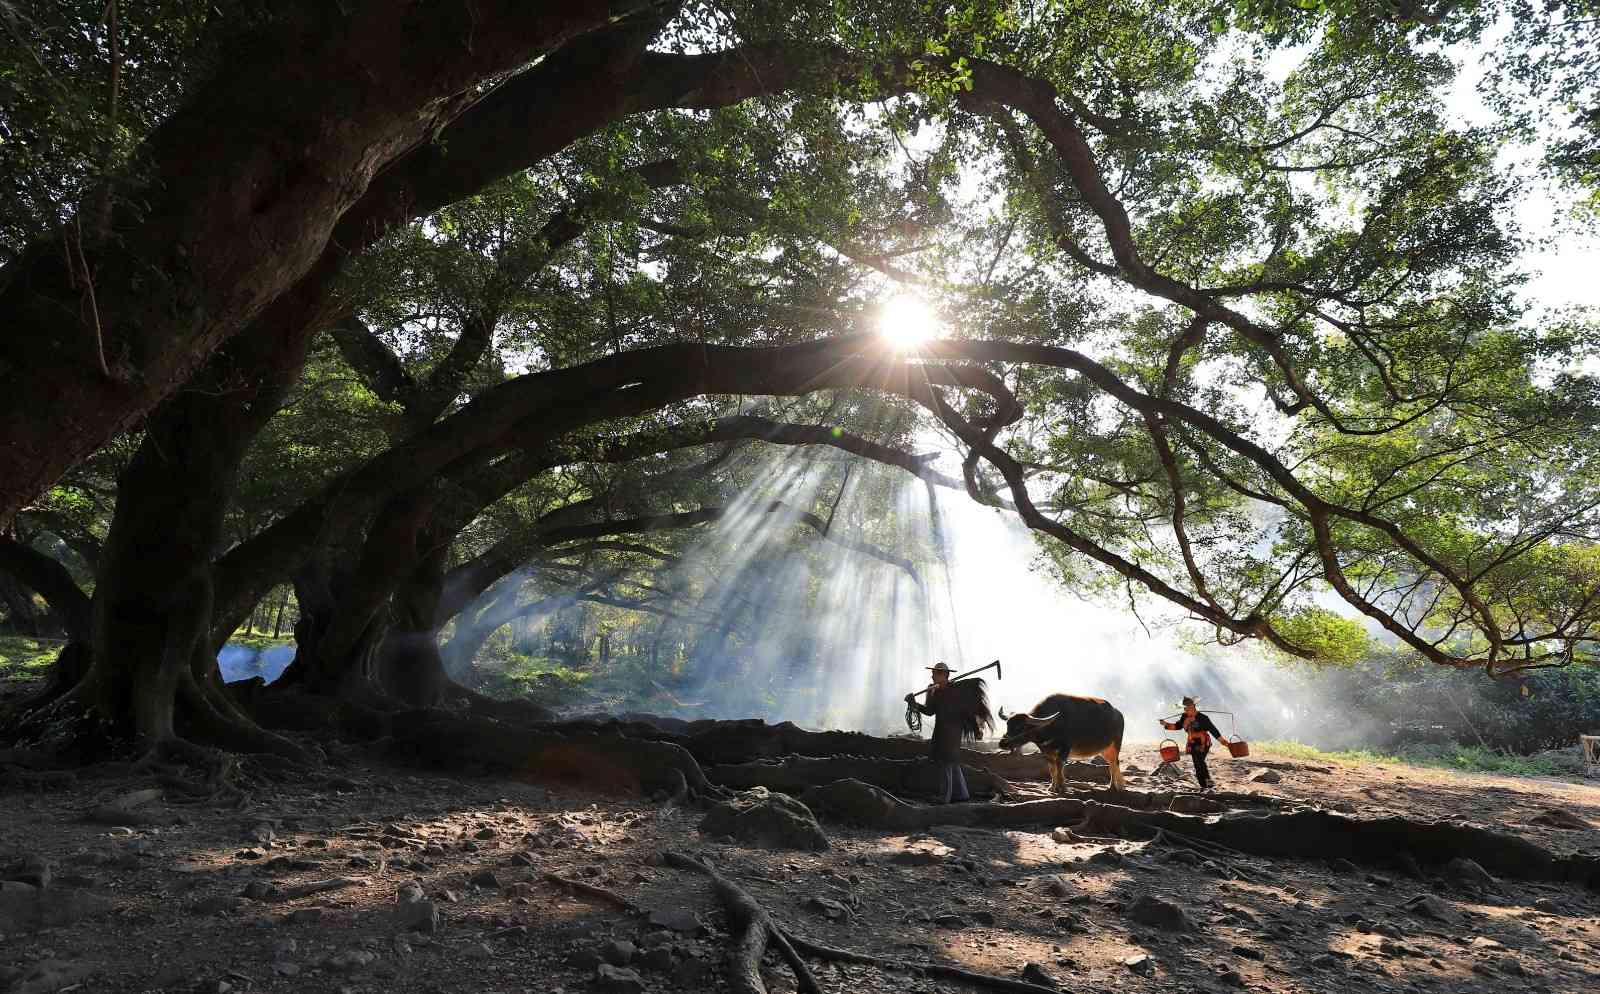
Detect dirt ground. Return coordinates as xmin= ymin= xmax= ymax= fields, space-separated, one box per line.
xmin=3 ymin=734 xmax=1599 ymax=994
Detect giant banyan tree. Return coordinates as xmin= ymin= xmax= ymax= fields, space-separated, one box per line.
xmin=1 ymin=0 xmax=1598 ymax=806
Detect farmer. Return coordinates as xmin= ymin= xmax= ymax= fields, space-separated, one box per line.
xmin=1160 ymin=696 xmax=1231 ymax=791
xmin=905 ymin=662 xmax=993 ymax=804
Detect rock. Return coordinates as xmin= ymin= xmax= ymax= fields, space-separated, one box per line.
xmin=469 ymin=869 xmax=500 ymax=889
xmin=288 ymin=907 xmax=324 ymax=925
xmin=567 ymin=948 xmax=604 ymax=970
xmin=593 ymin=964 xmax=646 ymax=993
xmin=1329 ymin=858 xmax=1361 ymax=875
xmin=805 ymin=896 xmax=850 ymax=920
xmin=394 ymin=885 xmax=439 ymax=934
xmin=599 ymin=939 xmax=636 ymax=966
xmin=1020 ymin=962 xmax=1059 ymax=988
xmin=1038 ymin=874 xmax=1074 ymax=898
xmin=475 ymin=827 xmax=498 ymax=840
xmin=1247 ymin=768 xmax=1282 ymax=784
xmin=1402 ymin=894 xmax=1457 ymax=923
xmin=236 ymin=849 xmax=265 ymax=861
xmin=1532 ymin=897 xmax=1561 ymax=913
xmin=270 ymin=961 xmax=300 ymax=977
xmin=1086 ymin=849 xmax=1125 ymax=867
xmin=971 ymin=909 xmax=996 ymax=925
xmin=1128 ymin=894 xmax=1189 ymax=931
xmin=1446 ymin=857 xmax=1496 ymax=891
xmin=1218 ymin=967 xmax=1245 ymax=986
xmin=3 ymin=855 xmax=51 ymax=890
xmin=1123 ymin=953 xmax=1155 ymax=976
xmin=889 ymin=849 xmax=941 ymax=866
xmin=0 ymin=880 xmax=113 ymax=932
xmin=698 ymin=787 xmax=828 ymax=851
xmin=934 ymin=913 xmax=967 ymax=928
xmin=249 ymin=822 xmax=276 ymax=844
xmin=510 ymin=852 xmax=535 ymax=867
xmin=1528 ymin=808 xmax=1590 ymax=830
xmin=1231 ymin=944 xmax=1264 ymax=960
xmin=639 ymin=946 xmax=675 ymax=971
xmin=799 ymin=779 xmax=899 ymax=823
xmin=463 ymin=942 xmax=493 ymax=959
xmin=1310 ymin=953 xmax=1341 ymax=969
xmin=647 ymin=907 xmax=700 ymax=932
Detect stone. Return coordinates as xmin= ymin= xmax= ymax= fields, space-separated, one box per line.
xmin=1128 ymin=894 xmax=1189 ymax=931
xmin=0 ymin=881 xmax=113 ymax=932
xmin=647 ymin=907 xmax=700 ymax=932
xmin=599 ymin=939 xmax=636 ymax=966
xmin=593 ymin=964 xmax=645 ymax=993
xmin=805 ymin=896 xmax=849 ymax=920
xmin=1123 ymin=954 xmax=1155 ymax=976
xmin=3 ymin=855 xmax=51 ymax=890
xmin=1329 ymin=858 xmax=1361 ymax=875
xmin=270 ymin=961 xmax=299 ymax=977
xmin=1038 ymin=874 xmax=1074 ymax=898
xmin=639 ymin=946 xmax=674 ymax=971
xmin=890 ymin=850 xmax=941 ymax=866
xmin=698 ymin=788 xmax=828 ymax=851
xmin=971 ymin=909 xmax=997 ymax=925
xmin=510 ymin=852 xmax=535 ymax=867
xmin=1402 ymin=895 xmax=1457 ymax=923
xmin=1218 ymin=967 xmax=1245 ymax=986
xmin=567 ymin=948 xmax=604 ymax=970
xmin=469 ymin=869 xmax=500 ymax=889
xmin=1020 ymin=962 xmax=1059 ymax=988
xmin=1231 ymin=945 xmax=1264 ymax=961
xmin=394 ymin=886 xmax=439 ymax=934
xmin=1528 ymin=808 xmax=1590 ymax=830
xmin=934 ymin=913 xmax=966 ymax=928
xmin=1532 ymin=897 xmax=1561 ymax=913
xmin=1247 ymin=768 xmax=1282 ymax=784
xmin=1086 ymin=849 xmax=1125 ymax=867
xmin=475 ymin=827 xmax=498 ymax=840
xmin=288 ymin=907 xmax=324 ymax=925
xmin=1446 ymin=858 xmax=1496 ymax=891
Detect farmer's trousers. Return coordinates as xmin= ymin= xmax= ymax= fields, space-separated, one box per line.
xmin=940 ymin=762 xmax=970 ymax=803
xmin=1190 ymin=749 xmax=1211 ymax=789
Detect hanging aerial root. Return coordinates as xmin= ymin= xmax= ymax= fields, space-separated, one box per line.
xmin=662 ymin=851 xmax=821 ymax=994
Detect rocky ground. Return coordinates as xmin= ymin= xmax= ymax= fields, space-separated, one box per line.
xmin=3 ymin=735 xmax=1599 ymax=994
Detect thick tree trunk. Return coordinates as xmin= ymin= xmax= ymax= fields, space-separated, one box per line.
xmin=0 ymin=4 xmax=630 ymax=526
xmin=380 ymin=524 xmax=452 ymax=708
xmin=16 ymin=349 xmax=311 ymax=761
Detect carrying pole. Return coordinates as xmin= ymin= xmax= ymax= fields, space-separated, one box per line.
xmin=909 ymin=659 xmax=1002 ymax=699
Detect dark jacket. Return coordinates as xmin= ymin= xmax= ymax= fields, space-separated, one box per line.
xmin=911 ymin=686 xmax=963 ymax=762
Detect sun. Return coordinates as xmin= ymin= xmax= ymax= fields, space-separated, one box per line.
xmin=878 ymin=294 xmax=940 ymax=349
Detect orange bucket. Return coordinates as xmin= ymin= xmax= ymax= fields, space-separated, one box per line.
xmin=1159 ymin=739 xmax=1181 ymax=763
xmin=1227 ymin=740 xmax=1250 ymax=758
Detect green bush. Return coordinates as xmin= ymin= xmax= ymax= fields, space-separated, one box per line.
xmin=0 ymin=635 xmax=61 ymax=678
xmin=1258 ymin=738 xmax=1567 ymax=777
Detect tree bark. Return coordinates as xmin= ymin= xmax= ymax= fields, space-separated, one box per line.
xmin=0 ymin=3 xmax=639 ymax=526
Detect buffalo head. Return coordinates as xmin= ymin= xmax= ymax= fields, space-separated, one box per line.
xmin=997 ymin=708 xmax=1059 ymax=752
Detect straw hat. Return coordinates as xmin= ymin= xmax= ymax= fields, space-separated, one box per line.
xmin=928 ymin=662 xmax=952 ymax=675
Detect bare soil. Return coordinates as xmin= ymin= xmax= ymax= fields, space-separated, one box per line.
xmin=3 ymin=733 xmax=1598 ymax=994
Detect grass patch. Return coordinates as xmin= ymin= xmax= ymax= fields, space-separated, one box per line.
xmin=1258 ymin=738 xmax=1567 ymax=777
xmin=229 ymin=633 xmax=294 ymax=652
xmin=0 ymin=634 xmax=63 ymax=678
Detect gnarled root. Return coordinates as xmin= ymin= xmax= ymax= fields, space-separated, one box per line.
xmin=663 ymin=851 xmax=820 ymax=994
xmin=385 ymin=710 xmax=725 ymax=800
xmin=705 ymin=755 xmax=1015 ymax=800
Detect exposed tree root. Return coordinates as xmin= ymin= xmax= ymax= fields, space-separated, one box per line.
xmin=542 ymin=872 xmax=643 ymax=913
xmin=781 ymin=930 xmax=1065 ymax=994
xmin=663 ymin=849 xmax=1061 ymax=994
xmin=384 ymin=710 xmax=725 ymax=799
xmin=704 ymin=755 xmax=1016 ymax=800
xmin=797 ymin=780 xmax=1600 ymax=888
xmin=663 ymin=851 xmax=821 ymax=994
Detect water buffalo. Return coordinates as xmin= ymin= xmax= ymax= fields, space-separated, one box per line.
xmin=997 ymin=694 xmax=1126 ymax=791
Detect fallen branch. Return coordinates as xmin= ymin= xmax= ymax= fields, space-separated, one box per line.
xmin=663 ymin=851 xmax=820 ymax=994
xmin=705 ymin=755 xmax=1015 ymax=800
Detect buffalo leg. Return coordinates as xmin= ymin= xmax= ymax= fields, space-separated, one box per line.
xmin=1044 ymin=748 xmax=1063 ymax=793
xmin=1102 ymin=744 xmax=1126 ymax=789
